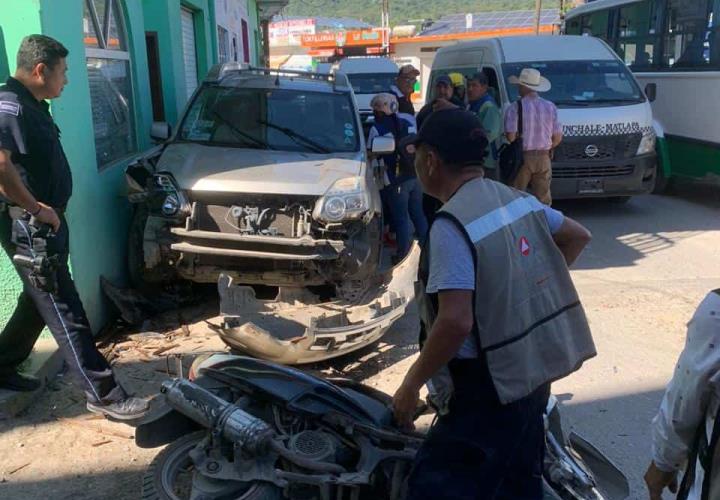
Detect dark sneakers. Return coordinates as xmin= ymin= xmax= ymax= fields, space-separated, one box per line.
xmin=0 ymin=372 xmax=42 ymax=392
xmin=87 ymin=396 xmax=150 ymax=421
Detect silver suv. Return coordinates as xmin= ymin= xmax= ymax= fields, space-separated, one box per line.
xmin=125 ymin=63 xmax=415 ymax=363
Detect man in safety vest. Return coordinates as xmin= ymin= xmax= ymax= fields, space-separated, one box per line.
xmin=392 ymin=109 xmax=596 ymax=499
xmin=645 ymin=290 xmax=720 ymax=500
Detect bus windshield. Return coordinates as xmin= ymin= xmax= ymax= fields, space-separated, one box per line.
xmin=503 ymin=60 xmax=645 ymax=107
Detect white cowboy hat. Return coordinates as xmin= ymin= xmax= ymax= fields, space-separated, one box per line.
xmin=508 ymin=68 xmax=551 ymax=92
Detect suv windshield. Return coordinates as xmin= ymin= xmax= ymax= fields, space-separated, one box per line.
xmin=502 ymin=60 xmax=644 ymax=107
xmin=346 ymin=73 xmax=397 ymax=94
xmin=179 ymin=86 xmax=360 ymax=153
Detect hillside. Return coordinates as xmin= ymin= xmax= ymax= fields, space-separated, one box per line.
xmin=283 ymin=0 xmax=539 ymax=26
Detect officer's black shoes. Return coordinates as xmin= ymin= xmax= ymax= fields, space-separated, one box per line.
xmin=87 ymin=396 xmax=150 ymax=421
xmin=0 ymin=372 xmax=42 ymax=392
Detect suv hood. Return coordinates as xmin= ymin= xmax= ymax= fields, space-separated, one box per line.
xmin=157 ymin=143 xmax=364 ymax=196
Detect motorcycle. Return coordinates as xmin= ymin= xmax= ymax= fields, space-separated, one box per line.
xmin=133 ymin=354 xmax=629 ymax=500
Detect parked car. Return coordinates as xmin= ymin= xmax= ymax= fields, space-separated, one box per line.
xmin=124 ymin=62 xmax=417 ymax=363
xmin=337 ymin=57 xmax=399 ymax=136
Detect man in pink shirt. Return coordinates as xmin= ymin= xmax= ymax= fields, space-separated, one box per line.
xmin=505 ymin=68 xmax=563 ymax=205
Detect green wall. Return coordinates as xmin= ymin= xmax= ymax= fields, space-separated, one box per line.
xmin=0 ymin=0 xmax=269 ymax=338
xmin=142 ymin=0 xmax=215 ymax=126
xmin=37 ymin=0 xmax=154 ymax=331
xmin=0 ymin=0 xmax=217 ymax=335
xmin=0 ymin=1 xmax=42 ymax=329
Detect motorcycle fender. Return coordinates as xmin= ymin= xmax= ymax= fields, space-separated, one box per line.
xmin=134 ymin=406 xmax=200 ymax=449
xmin=569 ymin=431 xmax=630 ymax=500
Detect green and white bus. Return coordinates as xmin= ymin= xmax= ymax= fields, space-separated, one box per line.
xmin=565 ymin=0 xmax=720 ymax=191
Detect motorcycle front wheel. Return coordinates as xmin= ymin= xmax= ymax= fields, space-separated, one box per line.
xmin=142 ymin=431 xmax=282 ymax=500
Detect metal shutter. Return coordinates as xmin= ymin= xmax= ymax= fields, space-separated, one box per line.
xmin=181 ymin=8 xmax=198 ymax=100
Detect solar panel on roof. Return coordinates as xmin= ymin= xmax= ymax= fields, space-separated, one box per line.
xmin=419 ymin=9 xmax=559 ymax=36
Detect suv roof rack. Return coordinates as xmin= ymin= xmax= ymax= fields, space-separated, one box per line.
xmin=205 ymin=62 xmax=352 ymax=91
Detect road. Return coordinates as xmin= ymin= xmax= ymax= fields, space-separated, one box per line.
xmin=0 ymin=180 xmax=718 ymax=499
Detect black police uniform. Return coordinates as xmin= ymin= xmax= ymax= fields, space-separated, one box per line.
xmin=0 ymin=77 xmax=124 ymax=404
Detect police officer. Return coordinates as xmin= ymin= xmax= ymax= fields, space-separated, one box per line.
xmin=0 ymin=35 xmax=147 ymax=420
xmin=392 ymin=109 xmax=597 ymax=498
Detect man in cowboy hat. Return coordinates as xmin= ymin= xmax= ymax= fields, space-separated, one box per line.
xmin=504 ymin=67 xmax=563 ymax=205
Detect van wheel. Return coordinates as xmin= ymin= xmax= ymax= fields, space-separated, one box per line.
xmin=652 ymin=164 xmax=671 ymax=194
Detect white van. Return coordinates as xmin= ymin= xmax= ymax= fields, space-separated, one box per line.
xmin=429 ymin=36 xmax=657 ymax=200
xmin=338 ymin=57 xmax=399 ymax=134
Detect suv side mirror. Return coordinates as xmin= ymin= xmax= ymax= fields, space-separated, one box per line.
xmin=644 ymin=83 xmax=657 ymax=103
xmin=150 ymin=122 xmax=171 ymax=142
xmin=371 ymin=136 xmax=395 ymax=154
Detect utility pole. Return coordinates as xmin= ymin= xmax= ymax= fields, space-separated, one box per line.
xmin=381 ymin=0 xmax=390 ymax=54
xmin=535 ymin=0 xmax=542 ymax=34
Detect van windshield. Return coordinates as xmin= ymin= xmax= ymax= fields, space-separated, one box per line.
xmin=345 ymin=73 xmax=397 ymax=94
xmin=502 ymin=60 xmax=644 ymax=107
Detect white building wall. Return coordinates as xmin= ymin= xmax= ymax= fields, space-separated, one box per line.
xmin=215 ymin=0 xmax=252 ymax=63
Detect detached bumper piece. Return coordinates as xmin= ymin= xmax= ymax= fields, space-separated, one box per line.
xmin=216 ymin=244 xmax=420 ymax=364
xmin=170 ymin=228 xmax=343 ymax=261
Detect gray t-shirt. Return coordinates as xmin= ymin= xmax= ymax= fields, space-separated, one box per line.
xmin=426 ymin=203 xmax=565 ymax=358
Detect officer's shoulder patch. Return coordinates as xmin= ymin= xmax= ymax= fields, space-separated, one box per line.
xmin=0 ymin=101 xmax=20 ymax=116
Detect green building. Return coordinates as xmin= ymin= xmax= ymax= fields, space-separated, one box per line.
xmin=0 ymin=0 xmax=286 ymax=336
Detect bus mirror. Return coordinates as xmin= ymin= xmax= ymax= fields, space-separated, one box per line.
xmin=644 ymin=83 xmax=657 ymax=103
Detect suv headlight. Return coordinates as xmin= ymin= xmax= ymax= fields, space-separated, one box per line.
xmin=637 ymin=130 xmax=656 ymax=155
xmin=153 ymin=173 xmax=190 ymax=218
xmin=314 ymin=176 xmax=370 ymax=222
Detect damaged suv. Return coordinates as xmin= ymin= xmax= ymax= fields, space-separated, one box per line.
xmin=125 ymin=63 xmax=417 ymax=363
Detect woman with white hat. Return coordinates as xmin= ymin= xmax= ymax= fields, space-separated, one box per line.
xmin=504 ymin=67 xmax=563 ymax=205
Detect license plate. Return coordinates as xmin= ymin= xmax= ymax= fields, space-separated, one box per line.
xmin=578 ymin=179 xmax=604 ymax=194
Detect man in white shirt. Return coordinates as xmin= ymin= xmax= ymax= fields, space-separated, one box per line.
xmin=645 ymin=290 xmax=720 ymax=500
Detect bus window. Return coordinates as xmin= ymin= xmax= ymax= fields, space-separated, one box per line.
xmin=662 ymin=0 xmax=717 ymax=68
xmin=580 ymin=11 xmax=611 ymax=37
xmin=617 ymin=0 xmax=661 ymax=68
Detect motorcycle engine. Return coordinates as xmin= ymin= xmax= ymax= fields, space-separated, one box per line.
xmin=289 ymin=430 xmax=337 ymax=462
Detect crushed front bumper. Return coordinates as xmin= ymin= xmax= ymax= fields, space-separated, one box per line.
xmin=170 ymin=228 xmax=344 ymax=261
xmin=216 ymin=244 xmax=420 ymax=364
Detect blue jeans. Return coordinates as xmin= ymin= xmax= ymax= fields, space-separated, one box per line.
xmin=385 ymin=178 xmax=428 ymax=259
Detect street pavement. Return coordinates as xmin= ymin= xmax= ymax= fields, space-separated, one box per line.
xmin=553 ymin=183 xmax=720 ymax=499
xmin=0 ymin=180 xmax=717 ymax=499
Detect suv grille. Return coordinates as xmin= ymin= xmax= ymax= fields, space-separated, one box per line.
xmin=554 ymin=133 xmax=641 ymax=162
xmin=190 ymin=194 xmax=315 ymax=237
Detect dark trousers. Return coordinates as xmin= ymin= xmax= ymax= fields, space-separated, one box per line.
xmin=407 ymin=360 xmax=550 ymax=500
xmin=0 ymin=210 xmax=124 ymax=404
